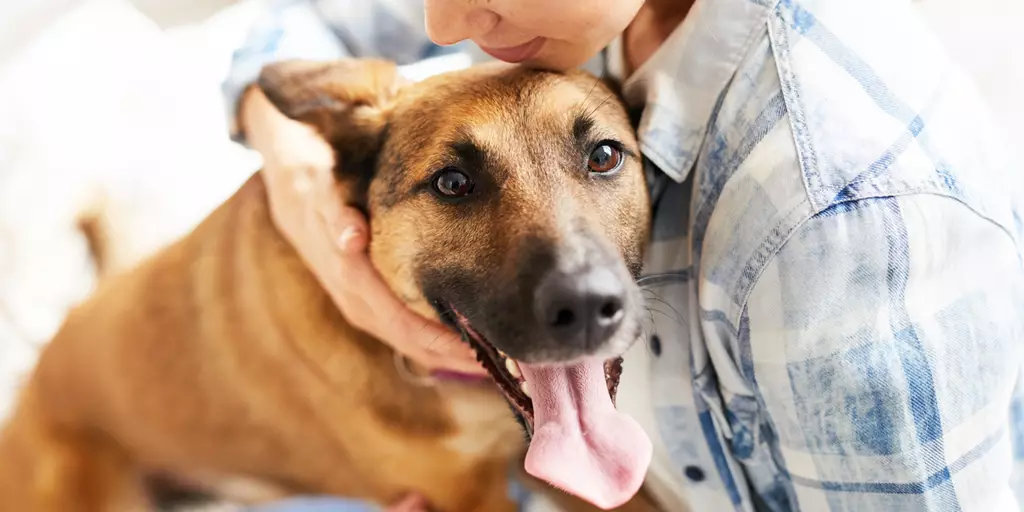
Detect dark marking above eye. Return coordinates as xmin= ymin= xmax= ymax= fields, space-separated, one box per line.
xmin=451 ymin=139 xmax=488 ymax=173
xmin=572 ymin=114 xmax=596 ymax=145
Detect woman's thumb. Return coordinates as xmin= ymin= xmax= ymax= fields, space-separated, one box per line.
xmin=332 ymin=206 xmax=371 ymax=254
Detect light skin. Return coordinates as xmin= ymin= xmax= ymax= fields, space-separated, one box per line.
xmin=242 ymin=0 xmax=694 ymax=376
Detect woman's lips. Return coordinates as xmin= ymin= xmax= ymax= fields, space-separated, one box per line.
xmin=479 ymin=37 xmax=545 ymax=63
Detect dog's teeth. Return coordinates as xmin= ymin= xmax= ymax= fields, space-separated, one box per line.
xmin=521 ymin=380 xmax=531 ymax=397
xmin=505 ymin=358 xmax=522 ymax=379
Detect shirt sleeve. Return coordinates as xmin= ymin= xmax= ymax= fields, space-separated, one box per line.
xmin=744 ymin=193 xmax=1024 ymax=510
xmin=221 ymin=0 xmax=456 ymax=143
xmin=222 ymin=0 xmax=349 ymax=142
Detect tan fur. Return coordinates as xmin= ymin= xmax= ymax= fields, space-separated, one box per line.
xmin=0 ymin=60 xmax=656 ymax=512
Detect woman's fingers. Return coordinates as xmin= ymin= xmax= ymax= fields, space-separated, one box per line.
xmin=320 ymin=204 xmax=484 ymax=375
xmin=332 ymin=206 xmax=370 ymax=255
xmin=332 ymin=237 xmax=484 ymax=375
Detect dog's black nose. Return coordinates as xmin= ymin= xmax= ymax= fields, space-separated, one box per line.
xmin=534 ymin=266 xmax=626 ymax=349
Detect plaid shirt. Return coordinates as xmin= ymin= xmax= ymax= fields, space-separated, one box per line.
xmin=223 ymin=1 xmax=1024 ymax=510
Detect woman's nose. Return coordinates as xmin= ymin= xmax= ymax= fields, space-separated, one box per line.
xmin=424 ymin=0 xmax=500 ymax=46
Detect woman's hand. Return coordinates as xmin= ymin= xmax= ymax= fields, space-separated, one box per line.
xmin=239 ymin=87 xmax=484 ymax=376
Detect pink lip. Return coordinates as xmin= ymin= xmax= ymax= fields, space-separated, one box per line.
xmin=479 ymin=37 xmax=545 ymax=63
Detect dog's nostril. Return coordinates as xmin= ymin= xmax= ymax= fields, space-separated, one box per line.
xmin=552 ymin=308 xmax=576 ymax=327
xmin=598 ymin=299 xmax=623 ymax=322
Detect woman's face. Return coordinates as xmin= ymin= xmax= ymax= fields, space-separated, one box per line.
xmin=424 ymin=0 xmax=644 ymax=71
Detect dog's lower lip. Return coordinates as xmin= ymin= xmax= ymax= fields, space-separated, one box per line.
xmin=479 ymin=37 xmax=545 ymax=63
xmin=452 ymin=312 xmax=535 ymax=423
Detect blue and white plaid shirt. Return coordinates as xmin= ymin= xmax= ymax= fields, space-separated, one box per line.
xmin=223 ymin=1 xmax=1024 ymax=510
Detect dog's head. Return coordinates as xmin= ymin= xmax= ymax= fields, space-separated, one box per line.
xmin=258 ymin=59 xmax=652 ymax=509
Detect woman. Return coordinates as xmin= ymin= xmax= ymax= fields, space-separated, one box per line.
xmin=234 ymin=0 xmax=1024 ymax=510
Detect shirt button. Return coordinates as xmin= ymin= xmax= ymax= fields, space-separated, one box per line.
xmin=684 ymin=465 xmax=705 ymax=482
xmin=649 ymin=335 xmax=662 ymax=356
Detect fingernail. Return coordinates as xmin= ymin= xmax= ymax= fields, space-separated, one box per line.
xmin=338 ymin=226 xmax=361 ymax=249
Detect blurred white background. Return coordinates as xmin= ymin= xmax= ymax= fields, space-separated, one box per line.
xmin=0 ymin=0 xmax=264 ymax=417
xmin=0 ymin=0 xmax=1020 ymax=422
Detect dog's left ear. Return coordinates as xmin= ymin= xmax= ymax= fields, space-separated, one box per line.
xmin=257 ymin=59 xmax=403 ymax=208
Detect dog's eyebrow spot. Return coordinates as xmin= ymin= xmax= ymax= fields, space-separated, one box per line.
xmin=450 ymin=139 xmax=488 ymax=172
xmin=572 ymin=113 xmax=596 ymax=146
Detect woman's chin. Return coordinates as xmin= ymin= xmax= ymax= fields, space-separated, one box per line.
xmin=524 ymin=40 xmax=610 ymax=72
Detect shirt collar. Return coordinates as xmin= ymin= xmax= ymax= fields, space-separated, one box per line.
xmin=608 ymin=0 xmax=778 ymax=183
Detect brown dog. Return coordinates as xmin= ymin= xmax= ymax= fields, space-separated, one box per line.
xmin=0 ymin=59 xmax=654 ymax=512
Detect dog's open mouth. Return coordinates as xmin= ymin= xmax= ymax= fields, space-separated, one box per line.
xmin=441 ymin=305 xmax=652 ymax=510
xmin=452 ymin=309 xmax=624 ymax=434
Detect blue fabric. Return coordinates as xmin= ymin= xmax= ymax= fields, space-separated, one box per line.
xmin=247 ymin=496 xmax=379 ymax=512
xmin=628 ymin=0 xmax=1024 ymax=510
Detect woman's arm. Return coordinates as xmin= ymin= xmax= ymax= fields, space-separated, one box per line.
xmin=745 ymin=193 xmax=1024 ymax=510
xmin=223 ymin=0 xmax=351 ymax=142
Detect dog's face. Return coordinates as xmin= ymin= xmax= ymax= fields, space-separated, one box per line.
xmin=259 ymin=60 xmax=652 ymax=507
xmin=259 ymin=59 xmax=649 ymax=363
xmin=379 ymin=66 xmax=650 ymax=361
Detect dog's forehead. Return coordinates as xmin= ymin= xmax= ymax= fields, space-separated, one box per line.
xmin=383 ymin=68 xmax=629 ymax=171
xmin=395 ymin=67 xmax=621 ymax=133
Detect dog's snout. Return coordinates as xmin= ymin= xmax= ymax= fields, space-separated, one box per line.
xmin=534 ymin=266 xmax=626 ymax=350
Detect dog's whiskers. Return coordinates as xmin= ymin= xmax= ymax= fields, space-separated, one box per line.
xmin=644 ymin=305 xmax=656 ymax=332
xmin=641 ymin=288 xmax=688 ymax=320
xmin=639 ymin=307 xmax=661 ymax=357
xmin=644 ymin=306 xmax=672 ymax=322
xmin=424 ymin=326 xmax=462 ymax=352
xmin=643 ymin=300 xmax=690 ymax=334
xmin=584 ymin=92 xmax=615 ymax=120
xmin=637 ymin=271 xmax=690 ymax=287
xmin=638 ymin=326 xmax=660 ymax=357
xmin=642 ymin=295 xmax=687 ymax=328
xmin=579 ymin=75 xmax=602 ymax=115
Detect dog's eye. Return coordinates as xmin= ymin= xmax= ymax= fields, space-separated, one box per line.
xmin=588 ymin=142 xmax=623 ymax=174
xmin=432 ymin=168 xmax=475 ymax=198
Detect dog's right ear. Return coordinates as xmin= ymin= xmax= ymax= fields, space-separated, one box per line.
xmin=256 ymin=59 xmax=403 ymax=208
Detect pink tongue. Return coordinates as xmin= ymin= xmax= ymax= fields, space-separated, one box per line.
xmin=520 ymin=360 xmax=652 ymax=510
